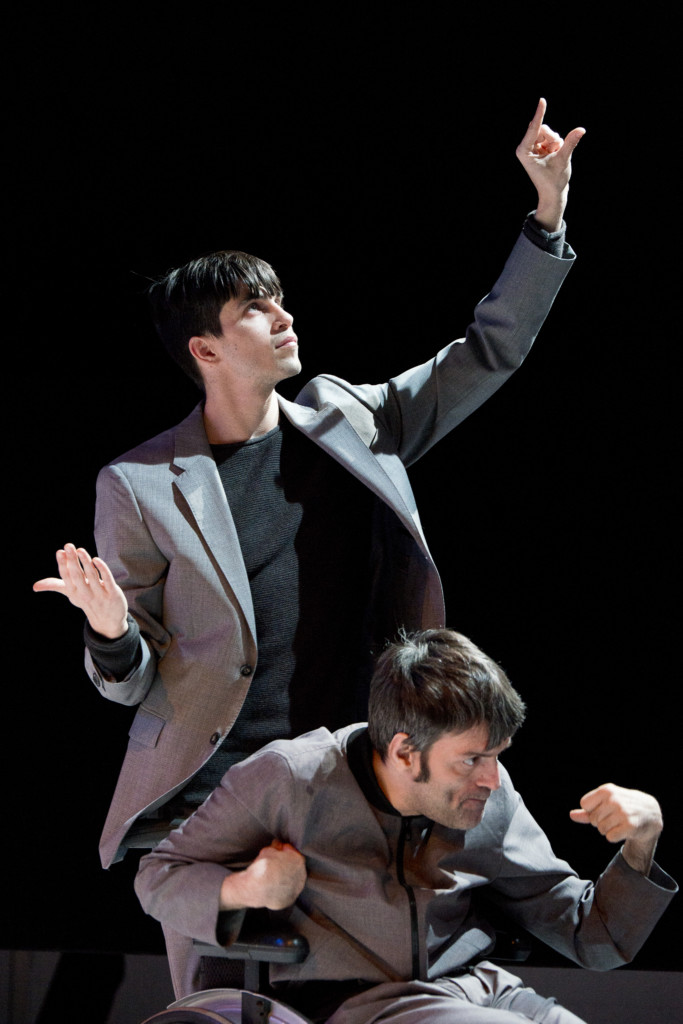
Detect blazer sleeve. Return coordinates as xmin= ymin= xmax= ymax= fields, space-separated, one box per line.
xmin=84 ymin=461 xmax=172 ymax=706
xmin=302 ymin=231 xmax=576 ymax=468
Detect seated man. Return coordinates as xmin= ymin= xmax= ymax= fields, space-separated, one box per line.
xmin=135 ymin=630 xmax=676 ymax=1023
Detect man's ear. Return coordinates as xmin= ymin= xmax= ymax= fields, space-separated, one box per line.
xmin=386 ymin=733 xmax=419 ymax=772
xmin=188 ymin=334 xmax=220 ymax=368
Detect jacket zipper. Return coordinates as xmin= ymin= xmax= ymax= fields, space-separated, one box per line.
xmin=396 ymin=818 xmax=420 ymax=979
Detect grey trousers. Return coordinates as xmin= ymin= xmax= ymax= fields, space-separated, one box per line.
xmin=326 ymin=963 xmax=588 ymax=1024
xmin=162 ymin=932 xmax=588 ymax=1024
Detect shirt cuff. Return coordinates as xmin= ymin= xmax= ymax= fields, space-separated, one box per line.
xmin=84 ymin=613 xmax=142 ymax=680
xmin=523 ymin=211 xmax=568 ymax=258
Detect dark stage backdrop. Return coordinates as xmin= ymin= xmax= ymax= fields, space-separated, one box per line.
xmin=9 ymin=8 xmax=679 ymax=972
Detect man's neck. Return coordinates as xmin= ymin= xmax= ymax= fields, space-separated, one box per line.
xmin=203 ymin=387 xmax=280 ymax=444
xmin=371 ymin=749 xmax=407 ymax=815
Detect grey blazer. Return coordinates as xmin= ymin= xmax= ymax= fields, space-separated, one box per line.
xmin=86 ymin=232 xmax=575 ymax=869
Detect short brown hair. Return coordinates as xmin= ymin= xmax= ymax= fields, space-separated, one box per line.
xmin=368 ymin=628 xmax=526 ymax=759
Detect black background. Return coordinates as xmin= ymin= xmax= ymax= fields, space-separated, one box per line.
xmin=8 ymin=6 xmax=680 ymax=970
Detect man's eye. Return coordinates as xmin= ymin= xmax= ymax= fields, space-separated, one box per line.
xmin=463 ymin=757 xmax=476 ymax=767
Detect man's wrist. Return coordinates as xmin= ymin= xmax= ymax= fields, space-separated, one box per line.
xmin=85 ymin=614 xmax=141 ymax=680
xmin=219 ymin=870 xmax=254 ymax=911
xmin=621 ymin=837 xmax=658 ymax=877
xmin=90 ymin=617 xmax=129 ymax=640
xmin=533 ymin=191 xmax=567 ymax=233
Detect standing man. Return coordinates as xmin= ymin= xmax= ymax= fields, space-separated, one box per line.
xmin=34 ymin=100 xmax=584 ymax=875
xmin=135 ymin=628 xmax=675 ymax=1018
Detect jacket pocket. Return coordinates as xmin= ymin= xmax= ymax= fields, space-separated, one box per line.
xmin=128 ymin=706 xmax=166 ymax=750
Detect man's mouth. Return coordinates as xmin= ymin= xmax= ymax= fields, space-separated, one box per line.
xmin=461 ymin=790 xmax=490 ymax=807
xmin=275 ymin=334 xmax=298 ymax=349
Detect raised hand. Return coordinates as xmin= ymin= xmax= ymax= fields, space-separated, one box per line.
xmin=516 ymin=98 xmax=585 ymax=232
xmin=33 ymin=542 xmax=129 ymax=639
xmin=570 ymin=783 xmax=663 ymax=875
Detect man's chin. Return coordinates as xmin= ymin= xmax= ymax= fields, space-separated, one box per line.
xmin=275 ymin=360 xmax=302 ymax=387
xmin=456 ymin=800 xmax=488 ymax=829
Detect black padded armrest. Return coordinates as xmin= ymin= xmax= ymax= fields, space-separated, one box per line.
xmin=195 ymin=910 xmax=309 ymax=965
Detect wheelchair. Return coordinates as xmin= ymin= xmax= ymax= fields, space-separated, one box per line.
xmin=142 ymin=989 xmax=310 ymax=1024
xmin=140 ymin=907 xmax=531 ymax=1024
xmin=140 ymin=909 xmax=313 ymax=1023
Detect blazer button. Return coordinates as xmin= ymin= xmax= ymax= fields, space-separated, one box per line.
xmin=239 ymin=664 xmax=254 ymax=677
xmin=210 ymin=732 xmax=221 ymax=745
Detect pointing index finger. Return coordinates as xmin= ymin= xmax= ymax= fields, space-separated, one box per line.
xmin=522 ymin=97 xmax=547 ymax=145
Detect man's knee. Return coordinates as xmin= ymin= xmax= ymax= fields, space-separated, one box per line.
xmin=327 ymin=970 xmax=588 ymax=1024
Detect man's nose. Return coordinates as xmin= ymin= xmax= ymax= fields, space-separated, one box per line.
xmin=273 ymin=302 xmax=293 ymax=329
xmin=475 ymin=758 xmax=501 ymax=792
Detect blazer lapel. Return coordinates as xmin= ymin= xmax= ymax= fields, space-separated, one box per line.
xmin=161 ymin=391 xmax=430 ymax=646
xmin=169 ymin=405 xmax=257 ymax=640
xmin=279 ymin=395 xmax=430 ymax=552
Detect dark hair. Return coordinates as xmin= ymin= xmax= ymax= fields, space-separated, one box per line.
xmin=368 ymin=628 xmax=526 ymax=759
xmin=148 ymin=250 xmax=283 ymax=387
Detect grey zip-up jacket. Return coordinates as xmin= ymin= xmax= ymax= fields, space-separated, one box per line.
xmin=136 ymin=725 xmax=676 ymax=989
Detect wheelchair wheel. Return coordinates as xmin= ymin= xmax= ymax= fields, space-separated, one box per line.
xmin=141 ymin=987 xmax=313 ymax=1023
xmin=141 ymin=1009 xmax=236 ymax=1023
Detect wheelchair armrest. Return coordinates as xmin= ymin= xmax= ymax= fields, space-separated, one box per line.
xmin=194 ymin=909 xmax=309 ymax=965
xmin=193 ymin=910 xmax=309 ymax=996
xmin=475 ymin=896 xmax=532 ymax=964
xmin=490 ymin=927 xmax=531 ymax=963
